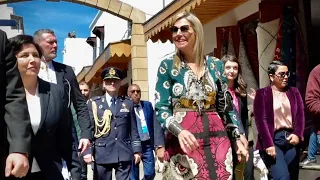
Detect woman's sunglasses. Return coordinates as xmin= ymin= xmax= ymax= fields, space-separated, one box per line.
xmin=275 ymin=71 xmax=290 ymax=78
xmin=171 ymin=25 xmax=190 ymax=33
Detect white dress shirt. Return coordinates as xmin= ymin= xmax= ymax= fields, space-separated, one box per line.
xmin=38 ymin=61 xmax=57 ymax=84
xmin=25 ymin=85 xmax=41 ymax=173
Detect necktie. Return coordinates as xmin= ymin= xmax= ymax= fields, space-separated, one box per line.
xmin=110 ymin=97 xmax=116 ymax=114
xmin=134 ymin=104 xmax=140 ymax=114
xmin=134 ymin=104 xmax=150 ymax=141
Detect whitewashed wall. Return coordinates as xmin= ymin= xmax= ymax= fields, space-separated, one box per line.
xmin=62 ymin=38 xmax=93 ymax=75
xmin=0 ymin=4 xmax=24 ymax=38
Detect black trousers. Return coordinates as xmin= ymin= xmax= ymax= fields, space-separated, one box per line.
xmin=70 ymin=124 xmax=82 ymax=180
xmin=94 ymin=161 xmax=131 ymax=180
xmin=244 ymin=143 xmax=254 ymax=180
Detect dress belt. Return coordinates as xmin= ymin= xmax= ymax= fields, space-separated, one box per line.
xmin=173 ymin=107 xmax=217 ymax=113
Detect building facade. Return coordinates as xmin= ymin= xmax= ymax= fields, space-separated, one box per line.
xmin=0 ymin=4 xmax=24 ymax=38
xmin=62 ymin=36 xmax=93 ymax=75
xmin=77 ymin=0 xmax=175 ymax=101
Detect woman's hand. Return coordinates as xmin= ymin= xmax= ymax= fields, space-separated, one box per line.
xmin=156 ymin=147 xmax=165 ymax=162
xmin=287 ymin=134 xmax=300 ymax=145
xmin=178 ymin=130 xmax=199 ymax=153
xmin=236 ymin=140 xmax=249 ymax=162
xmin=248 ymin=88 xmax=256 ymax=100
xmin=266 ymin=146 xmax=276 ymax=158
xmin=240 ymin=134 xmax=248 ymax=150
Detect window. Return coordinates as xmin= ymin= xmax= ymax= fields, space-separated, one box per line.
xmin=127 ymin=21 xmax=132 ymax=38
xmin=86 ymin=37 xmax=97 ymax=62
xmin=92 ymin=26 xmax=105 ymax=55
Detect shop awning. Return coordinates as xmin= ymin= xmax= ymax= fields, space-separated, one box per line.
xmin=77 ymin=66 xmax=91 ymax=82
xmin=84 ymin=39 xmax=131 ymax=83
xmin=143 ymin=0 xmax=248 ymax=43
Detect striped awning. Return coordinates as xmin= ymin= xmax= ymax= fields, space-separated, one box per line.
xmin=84 ymin=39 xmax=131 ymax=83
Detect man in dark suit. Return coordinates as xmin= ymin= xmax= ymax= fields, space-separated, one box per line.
xmin=0 ymin=29 xmax=31 ymax=178
xmin=128 ymin=84 xmax=165 ymax=180
xmin=86 ymin=67 xmax=141 ymax=180
xmin=33 ymin=29 xmax=92 ymax=180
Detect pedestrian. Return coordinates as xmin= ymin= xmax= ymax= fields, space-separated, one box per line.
xmin=85 ymin=67 xmax=142 ymax=180
xmin=0 ymin=29 xmax=31 ymax=179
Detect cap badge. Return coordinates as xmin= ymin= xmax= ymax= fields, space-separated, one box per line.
xmin=109 ymin=68 xmax=116 ymax=76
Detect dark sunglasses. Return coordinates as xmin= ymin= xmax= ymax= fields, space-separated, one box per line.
xmin=172 ymin=25 xmax=190 ymax=33
xmin=130 ymin=90 xmax=141 ymax=94
xmin=275 ymin=71 xmax=290 ymax=78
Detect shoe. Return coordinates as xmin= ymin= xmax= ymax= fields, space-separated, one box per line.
xmin=299 ymin=158 xmax=317 ymax=166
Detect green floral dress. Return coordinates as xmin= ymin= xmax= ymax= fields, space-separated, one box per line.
xmin=155 ymin=56 xmax=240 ymax=180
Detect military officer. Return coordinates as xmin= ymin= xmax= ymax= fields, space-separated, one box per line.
xmin=85 ymin=67 xmax=141 ymax=180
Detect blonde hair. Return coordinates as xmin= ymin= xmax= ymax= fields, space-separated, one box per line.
xmin=172 ymin=12 xmax=204 ymax=71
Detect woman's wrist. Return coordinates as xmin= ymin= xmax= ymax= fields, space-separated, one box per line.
xmin=231 ymin=128 xmax=241 ymax=140
xmin=167 ymin=118 xmax=184 ymax=137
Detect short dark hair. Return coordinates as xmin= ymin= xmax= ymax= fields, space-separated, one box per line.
xmin=8 ymin=35 xmax=43 ymax=57
xmin=267 ymin=61 xmax=287 ymax=75
xmin=33 ymin=29 xmax=55 ymax=42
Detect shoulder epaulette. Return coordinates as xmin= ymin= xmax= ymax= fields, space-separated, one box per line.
xmin=90 ymin=96 xmax=101 ymax=101
xmin=119 ymin=95 xmax=130 ymax=100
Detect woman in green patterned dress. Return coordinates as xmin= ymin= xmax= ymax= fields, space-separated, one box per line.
xmin=154 ymin=12 xmax=248 ymax=180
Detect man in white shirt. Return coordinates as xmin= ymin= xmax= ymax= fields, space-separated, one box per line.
xmin=34 ymin=29 xmax=92 ymax=180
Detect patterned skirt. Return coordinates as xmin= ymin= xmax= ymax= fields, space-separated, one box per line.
xmin=162 ymin=111 xmax=233 ymax=180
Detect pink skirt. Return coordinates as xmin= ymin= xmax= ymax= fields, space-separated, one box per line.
xmin=162 ymin=112 xmax=233 ymax=180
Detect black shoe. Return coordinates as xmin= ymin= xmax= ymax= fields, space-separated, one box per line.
xmin=299 ymin=158 xmax=317 ymax=166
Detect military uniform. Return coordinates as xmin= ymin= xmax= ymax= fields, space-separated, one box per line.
xmin=87 ymin=67 xmax=141 ymax=180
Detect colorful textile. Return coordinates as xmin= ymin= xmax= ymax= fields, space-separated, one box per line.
xmin=256 ymin=18 xmax=280 ymax=88
xmin=155 ymin=56 xmax=240 ymax=179
xmin=162 ymin=112 xmax=233 ymax=180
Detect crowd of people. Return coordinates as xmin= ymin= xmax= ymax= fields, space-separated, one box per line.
xmin=1 ymin=11 xmax=320 ymax=180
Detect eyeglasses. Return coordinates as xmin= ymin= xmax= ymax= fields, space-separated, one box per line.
xmin=130 ymin=90 xmax=141 ymax=94
xmin=172 ymin=25 xmax=190 ymax=34
xmin=275 ymin=71 xmax=290 ymax=78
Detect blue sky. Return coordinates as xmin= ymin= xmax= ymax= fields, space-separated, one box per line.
xmin=9 ymin=1 xmax=98 ymax=63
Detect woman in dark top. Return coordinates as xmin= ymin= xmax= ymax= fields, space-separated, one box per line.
xmin=222 ymin=55 xmax=254 ymax=180
xmin=254 ymin=61 xmax=305 ymax=180
xmin=8 ymin=35 xmax=72 ymax=180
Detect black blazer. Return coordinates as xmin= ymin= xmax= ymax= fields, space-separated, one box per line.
xmin=0 ymin=30 xmax=32 ymax=178
xmin=237 ymin=95 xmax=249 ymax=138
xmin=52 ymin=61 xmax=92 ymax=140
xmin=24 ymin=78 xmax=72 ymax=180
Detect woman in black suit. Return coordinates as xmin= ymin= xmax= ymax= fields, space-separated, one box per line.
xmin=222 ymin=55 xmax=254 ymax=180
xmin=8 ymin=35 xmax=72 ymax=180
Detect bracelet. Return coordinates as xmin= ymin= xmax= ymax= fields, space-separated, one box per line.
xmin=168 ymin=120 xmax=184 ymax=137
xmin=232 ymin=128 xmax=241 ymax=139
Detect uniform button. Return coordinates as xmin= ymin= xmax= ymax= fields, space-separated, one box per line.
xmin=114 ymin=127 xmax=117 ymax=130
xmin=115 ymin=138 xmax=117 ymax=141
